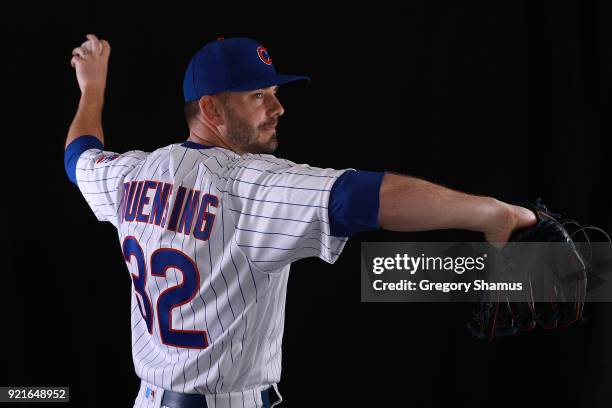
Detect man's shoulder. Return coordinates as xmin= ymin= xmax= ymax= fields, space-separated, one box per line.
xmin=239 ymin=153 xmax=298 ymax=167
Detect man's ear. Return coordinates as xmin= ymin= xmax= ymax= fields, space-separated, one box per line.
xmin=198 ymin=96 xmax=225 ymax=126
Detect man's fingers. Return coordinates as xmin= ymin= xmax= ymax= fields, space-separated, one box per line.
xmin=513 ymin=205 xmax=537 ymax=229
xmin=86 ymin=34 xmax=102 ymax=54
xmin=70 ymin=55 xmax=82 ymax=68
xmin=100 ymin=39 xmax=111 ymax=57
xmin=72 ymin=47 xmax=87 ymax=59
xmin=71 ymin=35 xmax=109 ymax=69
xmin=86 ymin=33 xmax=100 ymax=43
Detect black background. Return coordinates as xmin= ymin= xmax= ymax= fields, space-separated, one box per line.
xmin=4 ymin=2 xmax=612 ymax=407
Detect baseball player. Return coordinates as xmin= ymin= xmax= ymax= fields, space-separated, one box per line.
xmin=65 ymin=34 xmax=536 ymax=408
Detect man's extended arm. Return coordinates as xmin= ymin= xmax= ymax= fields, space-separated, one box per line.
xmin=378 ymin=172 xmax=536 ymax=242
xmin=65 ymin=34 xmax=110 ymax=149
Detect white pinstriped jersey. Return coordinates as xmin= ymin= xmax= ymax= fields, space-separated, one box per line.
xmin=74 ymin=142 xmax=349 ymax=398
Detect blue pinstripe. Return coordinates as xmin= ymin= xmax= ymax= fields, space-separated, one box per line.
xmin=236 ymin=226 xmax=325 ymax=237
xmin=227 ymin=208 xmax=327 ymax=224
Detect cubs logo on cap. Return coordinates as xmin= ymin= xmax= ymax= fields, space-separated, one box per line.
xmin=257 ymin=46 xmax=272 ymax=65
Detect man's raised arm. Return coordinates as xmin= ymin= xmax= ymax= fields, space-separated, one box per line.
xmin=65 ymin=34 xmax=110 ymax=149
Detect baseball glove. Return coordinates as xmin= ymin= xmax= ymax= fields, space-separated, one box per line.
xmin=468 ymin=199 xmax=590 ymax=340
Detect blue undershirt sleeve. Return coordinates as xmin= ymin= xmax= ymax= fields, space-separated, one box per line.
xmin=64 ymin=135 xmax=104 ymax=185
xmin=328 ymin=170 xmax=386 ymax=237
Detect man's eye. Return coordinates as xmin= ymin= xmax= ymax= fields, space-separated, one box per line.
xmin=254 ymin=92 xmax=264 ymax=99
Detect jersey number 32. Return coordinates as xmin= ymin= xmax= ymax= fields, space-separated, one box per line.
xmin=122 ymin=236 xmax=209 ymax=349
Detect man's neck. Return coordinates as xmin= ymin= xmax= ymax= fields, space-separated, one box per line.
xmin=187 ymin=131 xmax=238 ymax=153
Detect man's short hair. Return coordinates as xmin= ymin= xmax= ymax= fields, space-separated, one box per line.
xmin=184 ymin=100 xmax=200 ymax=128
xmin=184 ymin=93 xmax=230 ymax=128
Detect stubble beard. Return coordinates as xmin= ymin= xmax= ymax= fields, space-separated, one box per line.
xmin=223 ymin=105 xmax=278 ymax=155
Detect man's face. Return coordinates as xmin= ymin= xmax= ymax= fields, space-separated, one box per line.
xmin=219 ymin=86 xmax=284 ymax=154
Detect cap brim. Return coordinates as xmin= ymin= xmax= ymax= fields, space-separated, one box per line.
xmin=228 ymin=74 xmax=310 ymax=92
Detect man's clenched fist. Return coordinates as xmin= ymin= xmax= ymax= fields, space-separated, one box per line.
xmin=70 ymin=34 xmax=111 ymax=96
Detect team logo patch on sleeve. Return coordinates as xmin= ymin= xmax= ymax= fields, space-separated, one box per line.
xmin=257 ymin=46 xmax=272 ymax=65
xmin=144 ymin=386 xmax=156 ymax=401
xmin=96 ymin=154 xmax=119 ymax=164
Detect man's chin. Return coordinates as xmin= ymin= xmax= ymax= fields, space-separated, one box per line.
xmin=269 ymin=135 xmax=278 ymax=149
xmin=245 ymin=137 xmax=278 ymax=155
xmin=259 ymin=133 xmax=278 ymax=154
xmin=261 ymin=138 xmax=278 ymax=154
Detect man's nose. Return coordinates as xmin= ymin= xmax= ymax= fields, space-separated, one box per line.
xmin=268 ymin=94 xmax=284 ymax=117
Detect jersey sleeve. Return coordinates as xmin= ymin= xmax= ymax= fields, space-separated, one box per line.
xmin=215 ymin=154 xmax=353 ymax=273
xmin=65 ymin=135 xmax=150 ymax=227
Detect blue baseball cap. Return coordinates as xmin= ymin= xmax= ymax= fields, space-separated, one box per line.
xmin=183 ymin=37 xmax=310 ymax=102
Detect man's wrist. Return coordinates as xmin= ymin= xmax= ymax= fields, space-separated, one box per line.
xmin=479 ymin=197 xmax=513 ymax=235
xmin=80 ymin=89 xmax=105 ymax=105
